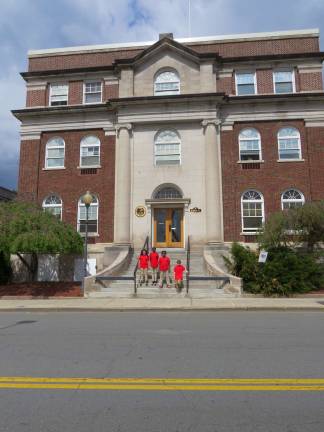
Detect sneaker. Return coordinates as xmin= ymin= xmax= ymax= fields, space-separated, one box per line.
xmin=167 ymin=285 xmax=171 ymax=288
xmin=159 ymin=285 xmax=163 ymax=289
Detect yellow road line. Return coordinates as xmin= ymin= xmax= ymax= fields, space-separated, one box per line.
xmin=1 ymin=377 xmax=324 ymax=384
xmin=0 ymin=383 xmax=324 ymax=391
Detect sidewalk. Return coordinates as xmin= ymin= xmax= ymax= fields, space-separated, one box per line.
xmin=0 ymin=297 xmax=324 ymax=311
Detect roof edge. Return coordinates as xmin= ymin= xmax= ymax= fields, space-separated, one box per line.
xmin=28 ymin=28 xmax=320 ymax=58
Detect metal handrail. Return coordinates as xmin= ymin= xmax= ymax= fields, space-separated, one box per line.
xmin=186 ymin=235 xmax=190 ymax=294
xmin=133 ymin=235 xmax=149 ymax=295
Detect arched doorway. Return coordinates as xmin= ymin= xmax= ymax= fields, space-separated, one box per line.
xmin=151 ymin=185 xmax=184 ymax=248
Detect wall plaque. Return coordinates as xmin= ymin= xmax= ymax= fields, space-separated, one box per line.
xmin=135 ymin=206 xmax=146 ymax=217
xmin=190 ymin=207 xmax=202 ymax=213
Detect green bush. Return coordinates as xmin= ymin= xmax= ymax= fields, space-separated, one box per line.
xmin=224 ymin=243 xmax=324 ymax=296
xmin=0 ymin=251 xmax=12 ymax=284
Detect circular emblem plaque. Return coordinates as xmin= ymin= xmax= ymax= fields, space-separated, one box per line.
xmin=135 ymin=206 xmax=146 ymax=217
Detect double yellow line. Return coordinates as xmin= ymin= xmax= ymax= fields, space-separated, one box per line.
xmin=0 ymin=377 xmax=324 ymax=391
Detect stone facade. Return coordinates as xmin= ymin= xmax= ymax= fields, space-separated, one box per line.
xmin=13 ymin=29 xmax=324 ymax=251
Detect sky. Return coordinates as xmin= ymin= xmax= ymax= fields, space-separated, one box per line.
xmin=1 ymin=0 xmax=324 ymax=191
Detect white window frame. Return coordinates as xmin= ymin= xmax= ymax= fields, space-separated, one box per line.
xmin=154 ymin=69 xmax=180 ymax=96
xmin=154 ymin=129 xmax=181 ymax=166
xmin=83 ymin=81 xmax=103 ymax=104
xmin=241 ymin=190 xmax=265 ymax=234
xmin=238 ymin=128 xmax=262 ymax=161
xmin=235 ymin=71 xmax=257 ymax=96
xmin=49 ymin=83 xmax=68 ymax=106
xmin=281 ymin=189 xmax=305 ymax=210
xmin=277 ymin=127 xmax=302 ymax=161
xmin=45 ymin=137 xmax=65 ymax=169
xmin=42 ymin=195 xmax=63 ymax=220
xmin=273 ymin=69 xmax=296 ymax=94
xmin=79 ymin=136 xmax=101 ymax=168
xmin=77 ymin=194 xmax=99 ymax=236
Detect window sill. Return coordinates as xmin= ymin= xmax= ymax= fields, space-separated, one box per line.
xmin=43 ymin=167 xmax=66 ymax=171
xmin=240 ymin=232 xmax=261 ymax=236
xmin=237 ymin=160 xmax=264 ymax=164
xmin=77 ymin=165 xmax=101 ymax=169
xmin=277 ymin=159 xmax=304 ymax=163
xmin=83 ymin=101 xmax=104 ymax=105
xmin=79 ymin=233 xmax=99 ymax=237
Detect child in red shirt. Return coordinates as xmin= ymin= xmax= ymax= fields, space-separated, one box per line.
xmin=174 ymin=260 xmax=186 ymax=291
xmin=158 ymin=250 xmax=171 ymax=288
xmin=138 ymin=249 xmax=149 ymax=286
xmin=149 ymin=247 xmax=159 ymax=285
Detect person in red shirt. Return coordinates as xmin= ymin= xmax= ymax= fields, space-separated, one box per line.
xmin=158 ymin=250 xmax=171 ymax=288
xmin=138 ymin=249 xmax=149 ymax=286
xmin=149 ymin=247 xmax=159 ymax=285
xmin=173 ymin=260 xmax=186 ymax=292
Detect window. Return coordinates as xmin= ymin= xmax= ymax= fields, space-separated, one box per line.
xmin=45 ymin=137 xmax=65 ymax=168
xmin=84 ymin=81 xmax=102 ymax=104
xmin=154 ymin=186 xmax=182 ymax=199
xmin=154 ymin=70 xmax=180 ymax=96
xmin=154 ymin=130 xmax=181 ymax=165
xmin=241 ymin=190 xmax=264 ymax=233
xmin=42 ymin=195 xmax=62 ymax=219
xmin=281 ymin=189 xmax=305 ymax=210
xmin=78 ymin=194 xmax=98 ymax=234
xmin=239 ymin=128 xmax=262 ymax=161
xmin=50 ymin=84 xmax=68 ymax=106
xmin=278 ymin=127 xmax=301 ymax=160
xmin=236 ymin=72 xmax=256 ymax=95
xmin=80 ymin=136 xmax=100 ymax=167
xmin=273 ymin=70 xmax=295 ymax=94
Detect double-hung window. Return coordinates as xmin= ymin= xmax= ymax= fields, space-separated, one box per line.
xmin=278 ymin=127 xmax=301 ymax=160
xmin=154 ymin=130 xmax=181 ymax=165
xmin=235 ymin=72 xmax=256 ymax=95
xmin=241 ymin=190 xmax=264 ymax=233
xmin=80 ymin=136 xmax=100 ymax=167
xmin=274 ymin=70 xmax=295 ymax=93
xmin=50 ymin=84 xmax=68 ymax=106
xmin=84 ymin=81 xmax=102 ymax=104
xmin=239 ymin=128 xmax=262 ymax=161
xmin=45 ymin=137 xmax=65 ymax=168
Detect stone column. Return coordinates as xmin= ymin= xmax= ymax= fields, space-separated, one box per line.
xmin=114 ymin=124 xmax=132 ymax=244
xmin=202 ymin=119 xmax=223 ymax=243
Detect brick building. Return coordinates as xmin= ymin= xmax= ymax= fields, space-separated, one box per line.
xmin=13 ymin=28 xmax=324 ymax=269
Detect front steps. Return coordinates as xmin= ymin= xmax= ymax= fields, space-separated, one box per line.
xmin=88 ymin=246 xmax=241 ymax=298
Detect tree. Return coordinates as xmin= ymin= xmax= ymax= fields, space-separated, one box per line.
xmin=0 ymin=201 xmax=83 ymax=281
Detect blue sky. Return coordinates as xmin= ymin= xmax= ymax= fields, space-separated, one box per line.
xmin=1 ymin=0 xmax=324 ymax=190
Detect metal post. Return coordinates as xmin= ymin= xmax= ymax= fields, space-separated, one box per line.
xmin=82 ymin=204 xmax=89 ymax=294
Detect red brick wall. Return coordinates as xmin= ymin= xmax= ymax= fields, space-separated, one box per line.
xmin=221 ymin=120 xmax=318 ymax=242
xmin=305 ymin=127 xmax=324 ymax=201
xmin=256 ymin=69 xmax=273 ymax=94
xmin=18 ymin=130 xmax=115 ymax=243
xmin=26 ymin=89 xmax=46 ymax=107
xmin=298 ymin=72 xmax=323 ymax=91
xmin=217 ymin=76 xmax=234 ymax=94
xmin=18 ymin=139 xmax=41 ymax=202
xmin=28 ymin=37 xmax=319 ymax=72
xmin=68 ymin=81 xmax=83 ymax=105
xmin=104 ymin=83 xmax=119 ymax=100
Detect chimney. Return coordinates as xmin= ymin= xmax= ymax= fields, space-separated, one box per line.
xmin=159 ymin=33 xmax=173 ymax=40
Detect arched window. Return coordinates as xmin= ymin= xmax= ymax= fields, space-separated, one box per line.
xmin=278 ymin=127 xmax=301 ymax=160
xmin=154 ymin=186 xmax=183 ymax=199
xmin=281 ymin=189 xmax=305 ymax=210
xmin=239 ymin=128 xmax=261 ymax=161
xmin=241 ymin=190 xmax=264 ymax=233
xmin=42 ymin=195 xmax=62 ymax=219
xmin=80 ymin=136 xmax=100 ymax=167
xmin=45 ymin=137 xmax=65 ymax=168
xmin=154 ymin=69 xmax=180 ymax=96
xmin=154 ymin=129 xmax=181 ymax=165
xmin=77 ymin=194 xmax=99 ymax=234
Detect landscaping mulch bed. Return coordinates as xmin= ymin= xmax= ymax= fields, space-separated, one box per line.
xmin=0 ymin=282 xmax=82 ymax=298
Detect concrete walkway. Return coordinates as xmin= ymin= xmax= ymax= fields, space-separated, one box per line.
xmin=0 ymin=297 xmax=324 ymax=311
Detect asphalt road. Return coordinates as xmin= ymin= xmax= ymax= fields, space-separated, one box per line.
xmin=0 ymin=311 xmax=323 ymax=431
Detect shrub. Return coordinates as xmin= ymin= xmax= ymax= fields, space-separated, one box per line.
xmin=0 ymin=251 xmax=12 ymax=284
xmin=224 ymin=243 xmax=324 ymax=296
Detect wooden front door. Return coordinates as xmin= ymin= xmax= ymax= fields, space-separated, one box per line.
xmin=153 ymin=208 xmax=184 ymax=248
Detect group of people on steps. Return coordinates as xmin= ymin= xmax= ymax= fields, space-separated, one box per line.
xmin=137 ymin=247 xmax=187 ymax=291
